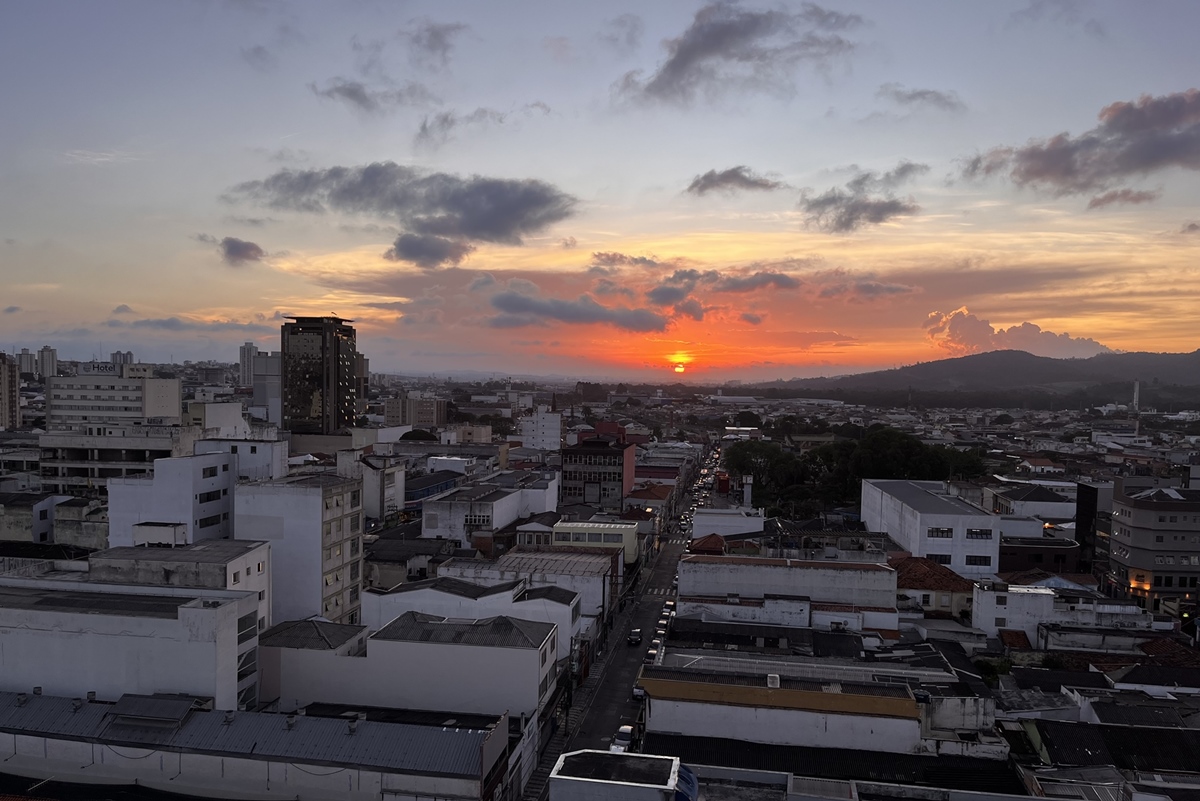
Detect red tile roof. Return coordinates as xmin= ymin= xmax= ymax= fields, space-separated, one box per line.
xmin=890 ymin=556 xmax=973 ymax=592
xmin=999 ymin=629 xmax=1033 ymax=650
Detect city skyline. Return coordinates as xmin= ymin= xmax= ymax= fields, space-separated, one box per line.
xmin=3 ymin=1 xmax=1199 ymax=381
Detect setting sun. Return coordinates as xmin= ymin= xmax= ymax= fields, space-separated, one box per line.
xmin=674 ymin=364 xmax=686 ymax=373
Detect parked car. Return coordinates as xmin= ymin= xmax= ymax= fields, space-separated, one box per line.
xmin=643 ymin=648 xmax=658 ymax=664
xmin=610 ymin=725 xmax=634 ymax=752
xmin=627 ymin=628 xmax=642 ymax=646
xmin=633 ymin=684 xmax=646 ymax=700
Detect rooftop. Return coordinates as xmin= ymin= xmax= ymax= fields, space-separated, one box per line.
xmin=92 ymin=541 xmax=268 ymax=565
xmin=0 ymin=584 xmax=197 ymax=619
xmin=367 ymin=576 xmax=524 ymax=599
xmin=867 ymin=480 xmax=993 ymax=517
xmin=259 ymin=619 xmax=366 ymax=651
xmin=681 ymin=554 xmax=893 ymax=572
xmin=891 ymin=556 xmax=973 ymax=592
xmin=373 ymin=611 xmax=554 ymax=649
xmin=554 ymin=750 xmax=676 ymax=787
xmin=246 ymin=472 xmax=356 ymax=489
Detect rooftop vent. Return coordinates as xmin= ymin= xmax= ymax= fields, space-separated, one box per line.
xmin=16 ymin=694 xmax=27 ymax=707
xmin=223 ymin=711 xmax=235 ymax=725
xmin=72 ymin=698 xmax=83 ymax=712
xmin=767 ymin=674 xmax=781 ymax=689
xmin=33 ymin=687 xmax=41 ymax=696
xmin=348 ymin=719 xmax=359 ymax=735
xmin=86 ymin=691 xmax=96 ymax=702
xmin=286 ymin=714 xmax=296 ymax=730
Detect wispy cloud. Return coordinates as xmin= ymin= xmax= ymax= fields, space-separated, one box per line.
xmin=686 ymin=165 xmax=786 ymax=195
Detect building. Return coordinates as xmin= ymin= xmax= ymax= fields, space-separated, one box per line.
xmin=420 ymin=471 xmax=560 ymax=552
xmin=550 ymin=752 xmax=696 ymax=801
xmin=45 ymin=361 xmax=181 ymax=430
xmin=39 ymin=423 xmax=203 ymax=497
xmin=280 ymin=315 xmax=358 ymax=435
xmin=238 ymin=340 xmax=258 ymax=387
xmin=251 ymin=350 xmax=281 ymax=424
xmin=560 ymin=438 xmax=636 ymax=511
xmin=0 ymin=577 xmax=261 ymax=710
xmin=0 ymin=353 xmax=18 ymax=431
xmin=1106 ymin=481 xmax=1200 ymax=611
xmin=0 ymin=492 xmax=60 ymax=543
xmin=235 ymin=472 xmax=365 ymax=625
xmin=107 ymin=452 xmax=237 ymax=546
xmin=517 ymin=405 xmax=562 ymax=450
xmin=16 ymin=348 xmax=35 ymax=375
xmin=552 ymin=521 xmax=641 ymax=568
xmin=36 ymin=345 xmax=57 ymax=381
xmin=194 ymin=436 xmax=289 ymax=481
xmin=972 ymin=579 xmax=1160 ymax=648
xmin=861 ymin=479 xmax=1029 ymax=579
xmin=891 ymin=555 xmax=974 ymax=619
xmin=384 ymin=391 xmax=448 ymax=428
xmin=109 ymin=350 xmax=134 ymax=365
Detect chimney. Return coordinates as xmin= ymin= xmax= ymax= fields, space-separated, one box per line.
xmin=17 ymin=694 xmax=27 ymax=706
xmin=224 ymin=711 xmax=235 ymax=725
xmin=286 ymin=714 xmax=296 ymax=730
xmin=348 ymin=719 xmax=359 ymax=734
xmin=86 ymin=691 xmax=96 ymax=702
xmin=32 ymin=686 xmax=42 ymax=696
xmin=72 ymin=698 xmax=83 ymax=712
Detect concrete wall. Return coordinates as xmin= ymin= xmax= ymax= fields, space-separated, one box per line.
xmin=236 ymin=485 xmax=324 ymax=623
xmin=108 ymin=452 xmax=236 ymax=547
xmin=195 ymin=439 xmax=288 ymax=481
xmin=679 ymin=557 xmax=896 ymax=608
xmin=439 ymin=562 xmax=610 ymax=620
xmin=677 ymin=597 xmax=811 ymax=628
xmin=646 ymin=698 xmax=922 ymax=753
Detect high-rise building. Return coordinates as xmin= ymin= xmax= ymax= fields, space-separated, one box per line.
xmin=1106 ymin=478 xmax=1200 ymax=612
xmin=45 ymin=361 xmax=181 ymax=431
xmin=280 ymin=316 xmax=358 ymax=435
xmin=384 ymin=391 xmax=448 ymax=428
xmin=110 ymin=350 xmax=134 ymax=365
xmin=251 ymin=351 xmax=282 ymax=425
xmin=36 ymin=345 xmax=57 ymax=381
xmin=0 ymin=354 xmax=19 ymax=431
xmin=16 ymin=348 xmax=36 ymax=376
xmin=238 ymin=341 xmax=259 ymax=387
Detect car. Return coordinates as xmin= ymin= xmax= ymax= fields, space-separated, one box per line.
xmin=633 ymin=684 xmax=646 ymax=700
xmin=610 ymin=725 xmax=634 ymax=753
xmin=627 ymin=628 xmax=642 ymax=646
xmin=664 ymin=600 xmax=676 ymax=611
xmin=643 ymin=648 xmax=658 ymax=665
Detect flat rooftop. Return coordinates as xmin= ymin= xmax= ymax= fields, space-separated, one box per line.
xmin=554 ymin=750 xmax=676 ymax=787
xmin=869 ymin=480 xmax=993 ymax=517
xmin=0 ymin=585 xmax=196 ymax=618
xmin=92 ymin=541 xmax=268 ymax=564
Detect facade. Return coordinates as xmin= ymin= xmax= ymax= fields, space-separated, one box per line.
xmin=421 ymin=471 xmax=560 ymax=551
xmin=39 ymin=424 xmax=203 ymax=497
xmin=109 ymin=350 xmax=134 ymax=365
xmin=0 ymin=577 xmax=260 ymax=710
xmin=560 ymin=439 xmax=636 ymax=511
xmin=861 ymin=479 xmax=1019 ymax=579
xmin=45 ymin=363 xmax=181 ymax=430
xmin=972 ymin=580 xmax=1156 ymax=647
xmin=552 ymin=521 xmax=641 ymax=567
xmin=107 ymin=452 xmax=237 ymax=546
xmin=238 ymin=340 xmax=258 ymax=387
xmin=251 ymin=350 xmax=282 ymax=424
xmin=892 ymin=555 xmax=974 ymax=619
xmin=235 ymin=472 xmax=365 ymax=625
xmin=280 ymin=315 xmax=358 ymax=435
xmin=36 ymin=345 xmax=57 ymax=381
xmin=384 ymin=391 xmax=448 ymax=427
xmin=194 ymin=437 xmax=289 ymax=481
xmin=1106 ymin=482 xmax=1200 ymax=611
xmin=518 ymin=406 xmax=562 ymax=450
xmin=0 ymin=492 xmax=60 ymax=543
xmin=0 ymin=353 xmax=18 ymax=431
xmin=16 ymin=348 xmax=35 ymax=375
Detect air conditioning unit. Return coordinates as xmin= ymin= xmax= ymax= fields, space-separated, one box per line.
xmin=766 ymin=674 xmax=780 ymax=689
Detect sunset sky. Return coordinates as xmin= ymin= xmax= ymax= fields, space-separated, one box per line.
xmin=2 ymin=1 xmax=1199 ymax=382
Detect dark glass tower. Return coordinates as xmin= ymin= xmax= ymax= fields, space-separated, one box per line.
xmin=280 ymin=316 xmax=358 ymax=434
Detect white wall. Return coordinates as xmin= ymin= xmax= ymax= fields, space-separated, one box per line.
xmin=439 ymin=562 xmax=610 ymax=620
xmin=678 ymin=557 xmax=897 ymax=608
xmin=108 ymin=452 xmax=235 ymax=547
xmin=690 ymin=508 xmax=764 ymax=538
xmin=235 ymin=485 xmax=323 ymax=623
xmin=195 ymin=439 xmax=288 ymax=481
xmin=646 ymin=699 xmax=922 ymax=754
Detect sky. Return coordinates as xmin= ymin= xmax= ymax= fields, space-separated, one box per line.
xmin=2 ymin=0 xmax=1199 ymax=382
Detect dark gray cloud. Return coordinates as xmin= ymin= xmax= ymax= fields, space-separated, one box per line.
xmin=740 ymin=312 xmax=764 ymax=325
xmin=801 ymin=161 xmax=927 ymax=232
xmin=591 ymin=251 xmax=666 ymax=268
xmin=962 ymin=89 xmax=1200 ymax=198
xmin=414 ymin=103 xmax=550 ymax=149
xmin=617 ymin=1 xmax=857 ymax=105
xmin=399 ymin=19 xmax=469 ymax=71
xmin=686 ymin=165 xmax=785 ymax=195
xmin=1086 ymin=188 xmax=1161 ymax=209
xmin=193 ymin=233 xmax=219 ymax=244
xmin=489 ymin=292 xmax=669 ymax=332
xmin=229 ymin=161 xmax=577 ymax=246
xmin=309 ymin=78 xmax=438 ymax=114
xmin=599 ymin=13 xmax=644 ymax=53
xmin=219 ymin=237 xmax=266 ymax=265
xmin=560 ymin=236 xmax=578 ymax=249
xmin=105 ymin=317 xmax=274 ymax=334
xmin=876 ymin=83 xmax=964 ymax=112
xmin=240 ymin=45 xmax=277 ymax=71
xmin=673 ymin=298 xmax=707 ymax=320
xmin=1009 ymin=0 xmax=1105 ymax=38
xmin=111 ymin=304 xmax=135 ymax=315
xmin=3 ymin=306 xmax=20 ymax=314
xmin=594 ymin=278 xmax=634 ymax=297
xmin=645 ymin=268 xmax=719 ymax=305
xmin=713 ymin=270 xmax=799 ymax=292
xmin=817 ymin=278 xmax=917 ymax=300
xmin=1183 ymin=222 xmax=1200 ymax=234
xmin=384 ymin=233 xmax=475 ymax=268
xmin=468 ymin=273 xmax=497 ymax=291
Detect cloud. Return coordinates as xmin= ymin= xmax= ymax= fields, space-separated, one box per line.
xmin=961 ymin=89 xmax=1200 ymax=199
xmin=1086 ymin=188 xmax=1162 ymax=209
xmin=616 ymin=1 xmax=857 ymax=105
xmin=223 ymin=215 xmax=276 ymax=227
xmin=591 ymin=251 xmax=667 ymax=269
xmin=488 ymin=291 xmax=669 ymax=332
xmin=414 ymin=103 xmax=550 ymax=149
xmin=62 ymin=149 xmax=142 ymax=165
xmin=645 ymin=268 xmax=719 ymax=305
xmin=398 ymin=19 xmax=469 ymax=71
xmin=2 ymin=306 xmax=20 ymax=314
xmin=1009 ymin=0 xmax=1105 ymax=38
xmin=111 ymin=304 xmax=136 ymax=315
xmin=193 ymin=233 xmax=219 ymax=244
xmin=740 ymin=312 xmax=764 ymax=325
xmin=686 ymin=165 xmax=785 ymax=195
xmin=468 ymin=273 xmax=497 ymax=291
xmin=560 ymin=236 xmax=578 ymax=249
xmin=876 ymin=82 xmax=964 ymax=112
xmin=816 ymin=277 xmax=918 ymax=300
xmin=594 ymin=278 xmax=634 ymax=297
xmin=240 ymin=44 xmax=277 ymax=71
xmin=309 ymin=78 xmax=438 ymax=114
xmin=383 ymin=233 xmax=475 ymax=268
xmin=1183 ymin=222 xmax=1200 ymax=234
xmin=599 ymin=13 xmax=644 ymax=53
xmin=106 ymin=317 xmax=274 ymax=335
xmin=219 ymin=237 xmax=266 ymax=266
xmin=924 ymin=306 xmax=1113 ymax=358
xmin=800 ymin=161 xmax=927 ymax=232
xmin=713 ymin=270 xmax=799 ymax=292
xmin=673 ymin=298 xmax=707 ymax=321
xmin=229 ymin=161 xmax=577 ymax=246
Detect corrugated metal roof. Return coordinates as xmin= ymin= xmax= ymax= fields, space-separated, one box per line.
xmin=0 ymin=692 xmax=488 ymax=777
xmin=641 ymin=665 xmax=912 ymax=698
xmin=259 ymin=619 xmax=366 ymax=650
xmin=373 ymin=611 xmax=553 ymax=649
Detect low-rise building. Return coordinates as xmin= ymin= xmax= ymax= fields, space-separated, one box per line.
xmin=108 ymin=452 xmax=237 ymax=547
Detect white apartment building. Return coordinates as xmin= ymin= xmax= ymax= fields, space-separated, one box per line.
xmin=45 ymin=362 xmax=181 ymax=430
xmin=36 ymin=345 xmax=57 ymax=381
xmin=0 ymin=577 xmax=260 ymax=710
xmin=194 ymin=437 xmax=288 ymax=481
xmin=972 ymin=580 xmax=1160 ymax=647
xmin=421 ymin=471 xmax=559 ymax=549
xmin=108 ymin=452 xmax=237 ymax=546
xmin=362 ymin=575 xmax=581 ymax=657
xmin=235 ymin=472 xmax=365 ymax=625
xmin=517 ymin=405 xmax=562 ymax=451
xmin=862 ymin=479 xmax=1018 ymax=578
xmin=238 ymin=341 xmax=258 ymax=387
xmin=334 ymin=449 xmax=407 ymax=521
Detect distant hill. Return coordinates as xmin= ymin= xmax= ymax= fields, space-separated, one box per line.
xmin=769 ymin=349 xmax=1200 ymax=394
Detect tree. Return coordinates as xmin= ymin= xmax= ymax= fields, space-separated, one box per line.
xmin=734 ymin=410 xmax=762 ymax=428
xmin=401 ymin=429 xmax=438 ymax=441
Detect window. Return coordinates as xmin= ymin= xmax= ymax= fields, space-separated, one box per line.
xmin=921 ymin=593 xmax=931 ymax=606
xmin=257 ymin=561 xmax=265 ymax=574
xmin=349 ymin=585 xmax=359 ymax=603
xmin=250 ymin=446 xmax=257 ymax=454
xmin=231 ymin=446 xmax=238 ymax=454
xmin=350 ymin=514 xmax=361 ymax=533
xmin=604 ymin=533 xmax=623 ymax=543
xmin=1154 ymin=576 xmax=1162 ymax=587
xmin=258 ymin=591 xmax=266 ymax=601
xmin=996 ymin=595 xmax=1008 ymax=606
xmin=555 ymin=531 xmax=571 ymax=542
xmin=350 ymin=537 xmax=360 ymax=556
xmin=966 ymin=555 xmax=992 ymax=566
xmin=232 ymin=571 xmax=241 ymax=584
xmin=198 ymin=489 xmax=222 ymax=504
xmin=1165 ymin=576 xmax=1174 ymax=587
xmin=351 ymin=490 xmax=361 ymax=508
xmin=202 ymin=466 xmax=218 ymax=479
xmin=995 ymin=617 xmax=1007 ymax=628
xmin=927 ymin=527 xmax=954 ymax=538
xmin=198 ymin=514 xmax=221 ymax=528
xmin=222 ymin=464 xmax=229 ymax=472
xmin=350 ymin=561 xmax=360 ymax=580
xmin=966 ymin=529 xmax=993 ymax=539
xmin=927 ymin=553 xmax=952 ymax=565
xmin=39 ymin=509 xmax=48 ymax=521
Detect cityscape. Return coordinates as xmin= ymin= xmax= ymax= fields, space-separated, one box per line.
xmin=3 ymin=3 xmax=1200 ymax=801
